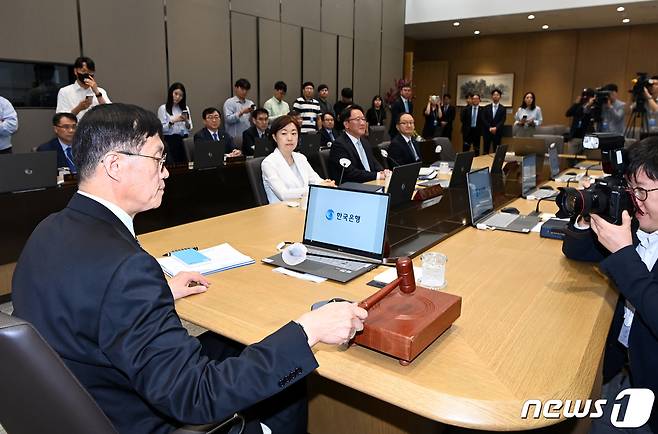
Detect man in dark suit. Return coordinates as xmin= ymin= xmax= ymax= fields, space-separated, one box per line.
xmin=462 ymin=93 xmax=483 ymax=156
xmin=460 ymin=93 xmax=473 ymax=153
xmin=388 ymin=83 xmax=413 ymax=139
xmin=12 ymin=103 xmax=367 ymax=434
xmin=388 ymin=113 xmax=421 ymax=167
xmin=242 ymin=108 xmax=269 ymax=156
xmin=193 ymin=107 xmax=240 ymax=156
xmin=481 ymin=88 xmax=506 ymax=155
xmin=36 ymin=112 xmax=78 ymax=172
xmin=562 ymin=138 xmax=658 ymax=433
xmin=329 ymin=105 xmax=390 ymax=183
xmin=319 ymin=112 xmax=337 ymax=147
xmin=440 ymin=94 xmax=456 ymax=141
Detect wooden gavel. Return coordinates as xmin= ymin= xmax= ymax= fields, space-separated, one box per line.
xmin=358 ymin=257 xmax=415 ymax=311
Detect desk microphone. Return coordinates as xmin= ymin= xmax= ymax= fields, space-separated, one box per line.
xmin=584 ymin=163 xmax=599 ymax=177
xmin=338 ymin=158 xmax=351 ymax=185
xmin=380 ymin=149 xmax=400 ymax=168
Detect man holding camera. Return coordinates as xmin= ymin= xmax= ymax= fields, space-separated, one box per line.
xmin=599 ymin=84 xmax=626 ymax=135
xmin=562 ymin=137 xmax=658 ymax=433
xmin=642 ymin=77 xmax=658 ymax=132
xmin=56 ymin=56 xmax=111 ymax=120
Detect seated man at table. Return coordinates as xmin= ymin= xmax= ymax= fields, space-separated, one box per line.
xmin=12 ymin=103 xmax=367 ymax=434
xmin=242 ymin=108 xmax=269 ymax=156
xmin=37 ymin=112 xmax=78 ymax=173
xmin=193 ymin=107 xmax=241 ymax=157
xmin=328 ymin=105 xmax=390 ymax=184
xmin=387 ymin=113 xmax=422 ymax=166
xmin=319 ymin=112 xmax=337 ymax=147
xmin=562 ymin=137 xmax=658 ymax=433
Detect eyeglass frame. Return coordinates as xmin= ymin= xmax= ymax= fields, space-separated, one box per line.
xmin=115 ymin=150 xmax=167 ymax=172
xmin=347 ymin=117 xmax=367 ymax=123
xmin=629 ymin=185 xmax=658 ymax=202
xmin=55 ymin=124 xmax=77 ymax=131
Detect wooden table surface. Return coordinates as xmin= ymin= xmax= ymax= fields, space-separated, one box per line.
xmin=138 ymin=156 xmax=616 ymax=431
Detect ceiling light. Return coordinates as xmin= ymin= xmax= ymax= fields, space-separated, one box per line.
xmin=622 ymin=18 xmax=630 ymax=23
xmin=527 ymin=14 xmax=535 ymax=20
xmin=617 ymin=6 xmax=625 ymax=12
xmin=542 ymin=24 xmax=549 ymax=30
xmin=474 ymin=30 xmax=480 ymax=35
xmin=453 ymin=21 xmax=460 ymax=27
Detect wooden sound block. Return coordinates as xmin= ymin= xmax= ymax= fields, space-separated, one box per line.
xmin=353 ymin=285 xmax=461 ymax=365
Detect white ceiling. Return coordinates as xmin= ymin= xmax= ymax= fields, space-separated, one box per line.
xmin=405 ymin=1 xmax=658 ymax=40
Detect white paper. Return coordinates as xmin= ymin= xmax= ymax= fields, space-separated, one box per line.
xmin=372 ymin=266 xmax=423 ymax=284
xmin=272 ymin=267 xmax=327 ymax=283
xmin=158 ymin=243 xmax=255 ymax=276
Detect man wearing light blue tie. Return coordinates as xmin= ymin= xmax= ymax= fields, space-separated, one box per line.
xmin=37 ymin=112 xmax=78 ymax=173
xmin=389 ymin=83 xmax=414 ymax=139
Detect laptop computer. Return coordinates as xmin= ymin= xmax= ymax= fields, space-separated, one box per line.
xmin=386 ymin=161 xmax=422 ymax=208
xmin=434 ymin=151 xmax=475 ymax=188
xmin=263 ymin=185 xmax=389 ymax=282
xmin=522 ymin=153 xmax=558 ymax=200
xmin=194 ymin=140 xmax=225 ymax=170
xmin=547 ymin=142 xmax=560 ymax=179
xmin=0 ymin=151 xmax=58 ymax=194
xmin=297 ymin=133 xmax=321 ymax=157
xmin=491 ymin=144 xmax=508 ymax=175
xmin=253 ymin=137 xmax=274 ymax=157
xmin=466 ymin=167 xmax=540 ymax=233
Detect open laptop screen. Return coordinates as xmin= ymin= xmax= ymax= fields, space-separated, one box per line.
xmin=304 ymin=185 xmax=389 ymax=259
xmin=548 ymin=143 xmax=560 ymax=179
xmin=521 ymin=154 xmax=537 ymax=197
xmin=466 ymin=167 xmax=494 ymax=224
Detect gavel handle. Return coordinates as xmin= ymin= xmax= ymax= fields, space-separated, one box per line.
xmin=358 ymin=277 xmax=402 ymax=311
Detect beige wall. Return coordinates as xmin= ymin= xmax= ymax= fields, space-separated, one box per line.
xmin=410 ymin=23 xmax=658 ymax=147
xmin=1 ymin=0 xmax=406 ymax=153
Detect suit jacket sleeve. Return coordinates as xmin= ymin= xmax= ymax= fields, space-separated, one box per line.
xmin=481 ymin=107 xmax=493 ymax=129
xmin=193 ymin=129 xmax=206 ymax=144
xmin=242 ymin=129 xmax=255 ymax=155
xmin=98 ymin=252 xmax=318 ymax=425
xmin=495 ymin=107 xmax=506 ymax=130
xmin=387 ymin=136 xmax=409 ymax=166
xmin=261 ymin=155 xmax=308 ymax=201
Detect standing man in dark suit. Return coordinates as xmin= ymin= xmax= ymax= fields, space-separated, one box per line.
xmin=319 ymin=112 xmax=337 ymax=147
xmin=36 ymin=112 xmax=78 ymax=172
xmin=463 ymin=93 xmax=483 ymax=156
xmin=562 ymin=137 xmax=658 ymax=433
xmin=388 ymin=83 xmax=413 ymax=139
xmin=242 ymin=108 xmax=269 ymax=156
xmin=193 ymin=107 xmax=241 ymax=157
xmin=460 ymin=93 xmax=473 ymax=153
xmin=481 ymin=89 xmax=506 ymax=154
xmin=12 ymin=103 xmax=367 ymax=434
xmin=440 ymin=94 xmax=456 ymax=141
xmin=388 ymin=113 xmax=421 ymax=167
xmin=329 ymin=105 xmax=390 ymax=183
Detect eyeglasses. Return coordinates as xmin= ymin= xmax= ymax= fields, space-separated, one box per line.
xmin=630 ymin=186 xmax=658 ymax=202
xmin=116 ymin=151 xmax=167 ymax=172
xmin=205 ymin=115 xmax=221 ymax=120
xmin=398 ymin=121 xmax=415 ymax=126
xmin=55 ymin=124 xmax=77 ymax=131
xmin=347 ymin=117 xmax=367 ymax=123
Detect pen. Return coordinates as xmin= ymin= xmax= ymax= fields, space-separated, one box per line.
xmin=163 ymin=246 xmax=199 ymax=257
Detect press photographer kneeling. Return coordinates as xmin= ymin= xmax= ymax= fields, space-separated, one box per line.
xmin=561 ymin=134 xmax=658 ymax=433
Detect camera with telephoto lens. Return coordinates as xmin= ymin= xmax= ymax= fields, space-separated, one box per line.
xmin=589 ymin=87 xmax=611 ymax=124
xmin=555 ymin=133 xmax=634 ymax=225
xmin=630 ymin=72 xmax=655 ymax=113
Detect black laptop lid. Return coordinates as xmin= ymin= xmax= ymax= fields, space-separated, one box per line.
xmin=194 ymin=140 xmax=225 ymax=169
xmin=521 ymin=154 xmax=537 ymax=198
xmin=548 ymin=143 xmax=560 ymax=179
xmin=387 ymin=161 xmax=422 ymax=207
xmin=448 ymin=151 xmax=475 ymax=188
xmin=491 ymin=144 xmax=508 ymax=175
xmin=254 ymin=137 xmax=274 ymax=157
xmin=0 ymin=151 xmax=58 ymax=193
xmin=298 ymin=133 xmax=321 ymax=156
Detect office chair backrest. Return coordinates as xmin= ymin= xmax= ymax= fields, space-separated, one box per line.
xmin=432 ymin=137 xmax=456 ymax=161
xmin=368 ymin=125 xmax=388 ymax=146
xmin=318 ymin=148 xmax=331 ymax=179
xmin=183 ymin=136 xmax=195 ymax=162
xmin=246 ymin=157 xmax=268 ymax=206
xmin=0 ymin=312 xmax=118 ymax=434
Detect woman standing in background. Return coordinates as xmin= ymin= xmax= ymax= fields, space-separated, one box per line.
xmin=158 ymin=82 xmax=192 ymax=164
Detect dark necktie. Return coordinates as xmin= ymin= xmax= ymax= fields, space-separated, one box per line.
xmin=329 ymin=130 xmax=335 ymax=141
xmin=407 ymin=139 xmax=419 ymax=161
xmin=64 ymin=147 xmax=77 ymax=173
xmin=212 ymin=132 xmax=219 ymax=141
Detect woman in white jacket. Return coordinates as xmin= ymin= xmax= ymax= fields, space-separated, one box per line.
xmin=261 ymin=115 xmax=335 ymax=203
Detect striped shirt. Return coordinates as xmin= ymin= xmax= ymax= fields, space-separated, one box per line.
xmin=292 ymin=97 xmax=321 ymax=133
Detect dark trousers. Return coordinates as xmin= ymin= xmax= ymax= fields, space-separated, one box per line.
xmin=441 ymin=125 xmax=453 ymax=141
xmin=164 ymin=134 xmax=188 ymax=165
xmin=482 ymin=131 xmax=502 ymax=155
xmin=0 ymin=147 xmax=12 ymax=154
xmin=464 ymin=127 xmax=481 ymax=156
xmin=196 ymin=332 xmax=309 ymax=434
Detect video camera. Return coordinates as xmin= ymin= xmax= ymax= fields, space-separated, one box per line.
xmin=630 ymin=72 xmax=655 ymax=113
xmin=555 ymin=133 xmax=633 ymax=225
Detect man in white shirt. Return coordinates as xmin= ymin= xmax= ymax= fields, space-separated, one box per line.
xmin=56 ymin=56 xmax=110 ymax=120
xmin=223 ymin=78 xmax=254 ymax=140
xmin=0 ymin=95 xmax=18 ymax=154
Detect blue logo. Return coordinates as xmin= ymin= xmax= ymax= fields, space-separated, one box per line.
xmin=325 ymin=209 xmax=334 ymax=220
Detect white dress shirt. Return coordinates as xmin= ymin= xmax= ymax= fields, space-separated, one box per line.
xmin=157 ymin=104 xmax=193 ymax=136
xmin=56 ymin=81 xmax=111 ymax=120
xmin=514 ymin=106 xmax=543 ymax=126
xmin=77 ymin=190 xmax=135 ymax=237
xmin=261 ymin=148 xmax=323 ymax=203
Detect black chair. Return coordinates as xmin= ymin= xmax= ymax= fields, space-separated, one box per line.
xmin=245 ymin=156 xmax=268 ymax=206
xmin=0 ymin=312 xmax=243 ymax=434
xmin=183 ymin=136 xmax=195 ymax=162
xmin=368 ymin=125 xmax=388 ymax=147
xmin=318 ymin=148 xmax=331 ymax=179
xmin=376 ymin=141 xmax=391 ymax=169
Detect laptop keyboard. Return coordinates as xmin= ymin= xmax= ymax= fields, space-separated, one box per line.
xmin=482 ymin=212 xmax=518 ymax=228
xmin=307 ymin=255 xmax=372 ymax=271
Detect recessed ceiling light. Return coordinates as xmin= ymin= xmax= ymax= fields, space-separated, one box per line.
xmin=622 ymin=18 xmax=630 ymax=23
xmin=453 ymin=21 xmax=460 ymax=27
xmin=474 ymin=30 xmax=480 ymax=35
xmin=527 ymin=14 xmax=535 ymax=20
xmin=542 ymin=24 xmax=549 ymax=30
xmin=617 ymin=6 xmax=625 ymax=12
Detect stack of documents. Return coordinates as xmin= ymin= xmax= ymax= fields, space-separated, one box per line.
xmin=157 ymin=243 xmax=255 ymax=276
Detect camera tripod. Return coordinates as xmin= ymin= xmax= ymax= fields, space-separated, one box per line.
xmin=625 ymin=108 xmax=649 ymax=139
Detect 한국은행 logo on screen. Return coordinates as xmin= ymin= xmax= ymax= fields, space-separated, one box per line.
xmin=520 ymin=388 xmax=655 ymax=428
xmin=325 ymin=209 xmax=334 ymax=220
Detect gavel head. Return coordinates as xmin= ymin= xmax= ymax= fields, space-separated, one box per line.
xmin=396 ymin=257 xmax=416 ymax=294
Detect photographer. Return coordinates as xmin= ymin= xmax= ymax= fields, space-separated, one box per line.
xmin=562 ymin=136 xmax=658 ymax=433
xmin=599 ymin=83 xmax=626 ymax=135
xmin=643 ymin=76 xmax=658 ymax=132
xmin=565 ymin=88 xmax=595 ymax=140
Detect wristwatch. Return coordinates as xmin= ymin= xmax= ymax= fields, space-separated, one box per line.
xmin=95 ymin=91 xmax=102 ymax=98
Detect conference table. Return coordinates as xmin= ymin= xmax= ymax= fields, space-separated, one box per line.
xmin=138 ymin=155 xmax=616 ymax=433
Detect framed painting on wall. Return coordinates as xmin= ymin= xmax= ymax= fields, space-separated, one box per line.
xmin=456 ymin=73 xmax=514 ymax=106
